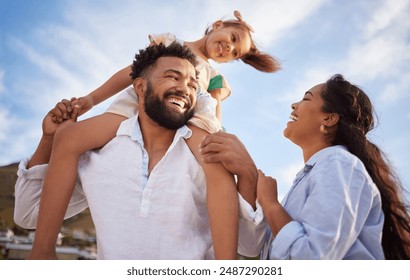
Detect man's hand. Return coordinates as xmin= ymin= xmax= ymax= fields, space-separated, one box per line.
xmin=27 ymin=98 xmax=80 ymax=168
xmin=200 ymin=131 xmax=259 ymax=206
xmin=43 ymin=98 xmax=80 ymax=138
xmin=200 ymin=131 xmax=257 ymax=177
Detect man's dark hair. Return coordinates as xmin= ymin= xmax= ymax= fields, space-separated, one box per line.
xmin=130 ymin=42 xmax=198 ymax=80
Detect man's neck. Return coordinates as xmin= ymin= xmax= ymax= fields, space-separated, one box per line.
xmin=138 ymin=115 xmax=178 ymax=174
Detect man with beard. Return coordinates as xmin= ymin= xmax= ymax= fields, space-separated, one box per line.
xmin=14 ymin=43 xmax=265 ymax=259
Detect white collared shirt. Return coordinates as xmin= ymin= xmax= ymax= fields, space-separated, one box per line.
xmin=261 ymin=145 xmax=384 ymax=260
xmin=14 ymin=116 xmax=265 ymax=259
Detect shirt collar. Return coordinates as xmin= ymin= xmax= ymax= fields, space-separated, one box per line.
xmin=305 ymin=145 xmax=348 ymax=168
xmin=118 ymin=114 xmax=192 ymax=145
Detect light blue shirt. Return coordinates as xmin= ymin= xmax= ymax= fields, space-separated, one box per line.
xmin=262 ymin=145 xmax=385 ymax=259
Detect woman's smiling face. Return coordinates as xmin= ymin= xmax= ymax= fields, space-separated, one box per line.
xmin=283 ymin=83 xmax=328 ymax=147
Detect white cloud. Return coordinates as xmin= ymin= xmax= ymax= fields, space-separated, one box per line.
xmin=365 ymin=0 xmax=410 ymax=38
xmin=246 ymin=0 xmax=327 ymax=46
xmin=379 ymin=72 xmax=410 ymax=103
xmin=344 ymin=35 xmax=410 ymax=82
xmin=343 ymin=0 xmax=410 ymax=84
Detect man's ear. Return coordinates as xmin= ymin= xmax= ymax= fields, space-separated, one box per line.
xmin=212 ymin=20 xmax=224 ymax=30
xmin=133 ymin=77 xmax=147 ymax=97
xmin=323 ymin=113 xmax=339 ymax=127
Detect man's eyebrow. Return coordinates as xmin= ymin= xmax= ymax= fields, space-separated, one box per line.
xmin=164 ymin=69 xmax=198 ymax=85
xmin=305 ymin=91 xmax=313 ymax=97
xmin=164 ymin=69 xmax=181 ymax=75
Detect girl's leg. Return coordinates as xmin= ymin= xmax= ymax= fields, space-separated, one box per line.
xmin=29 ymin=113 xmax=126 ymax=259
xmin=186 ymin=125 xmax=238 ymax=259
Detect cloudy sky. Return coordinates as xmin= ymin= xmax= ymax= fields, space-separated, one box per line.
xmin=1 ymin=0 xmax=409 ymax=200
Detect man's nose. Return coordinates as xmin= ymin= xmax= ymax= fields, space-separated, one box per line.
xmin=175 ymin=83 xmax=189 ymax=96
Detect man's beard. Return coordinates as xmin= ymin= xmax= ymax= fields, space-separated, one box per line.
xmin=144 ymin=82 xmax=195 ymax=130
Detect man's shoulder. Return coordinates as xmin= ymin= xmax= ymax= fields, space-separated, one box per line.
xmin=116 ymin=116 xmax=139 ymax=137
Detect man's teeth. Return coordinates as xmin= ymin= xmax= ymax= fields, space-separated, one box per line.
xmin=290 ymin=114 xmax=298 ymax=121
xmin=168 ymin=98 xmax=185 ymax=108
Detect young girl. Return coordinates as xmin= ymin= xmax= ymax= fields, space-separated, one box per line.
xmin=28 ymin=11 xmax=280 ymax=259
xmin=201 ymin=74 xmax=410 ymax=259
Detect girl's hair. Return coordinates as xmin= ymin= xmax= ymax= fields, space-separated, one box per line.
xmin=321 ymin=74 xmax=410 ymax=259
xmin=205 ymin=11 xmax=280 ymax=73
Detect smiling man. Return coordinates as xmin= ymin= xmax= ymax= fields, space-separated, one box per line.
xmin=14 ymin=43 xmax=266 ymax=260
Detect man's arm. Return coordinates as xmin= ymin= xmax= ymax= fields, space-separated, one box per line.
xmin=14 ymin=101 xmax=87 ymax=230
xmin=28 ymin=99 xmax=79 ymax=167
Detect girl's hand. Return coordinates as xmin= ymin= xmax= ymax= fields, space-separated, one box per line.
xmin=74 ymin=95 xmax=94 ymax=116
xmin=256 ymin=170 xmax=279 ymax=208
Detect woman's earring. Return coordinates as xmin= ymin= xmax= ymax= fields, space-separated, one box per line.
xmin=320 ymin=124 xmax=329 ymax=135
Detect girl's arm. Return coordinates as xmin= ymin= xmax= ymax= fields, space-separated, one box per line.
xmin=76 ymin=65 xmax=134 ymax=115
xmin=199 ymin=131 xmax=267 ymax=257
xmin=209 ymin=88 xmax=229 ymax=121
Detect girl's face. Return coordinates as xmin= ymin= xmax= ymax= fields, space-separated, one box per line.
xmin=283 ymin=84 xmax=329 ymax=147
xmin=205 ymin=22 xmax=252 ymax=63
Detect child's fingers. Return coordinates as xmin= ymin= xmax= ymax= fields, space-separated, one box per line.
xmin=70 ymin=105 xmax=80 ymax=122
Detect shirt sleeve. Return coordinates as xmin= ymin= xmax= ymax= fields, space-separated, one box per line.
xmin=105 ymin=86 xmax=139 ymax=118
xmin=14 ymin=158 xmax=88 ymax=229
xmin=237 ymin=193 xmax=267 ymax=257
xmin=207 ymin=74 xmax=231 ymax=101
xmin=269 ymin=157 xmax=377 ymax=259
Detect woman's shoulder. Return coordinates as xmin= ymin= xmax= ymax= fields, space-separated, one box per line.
xmin=312 ymin=146 xmax=367 ymax=173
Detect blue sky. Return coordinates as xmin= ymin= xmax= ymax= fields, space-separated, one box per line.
xmin=1 ymin=0 xmax=409 ymax=200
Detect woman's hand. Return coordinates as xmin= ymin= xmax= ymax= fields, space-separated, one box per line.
xmin=256 ymin=170 xmax=279 ymax=208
